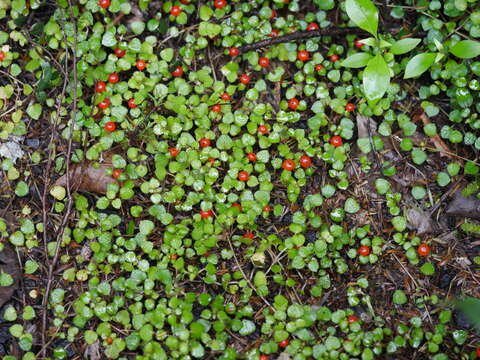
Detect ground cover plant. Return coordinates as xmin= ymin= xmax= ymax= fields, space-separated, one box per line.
xmin=0 ymin=0 xmax=480 ymax=358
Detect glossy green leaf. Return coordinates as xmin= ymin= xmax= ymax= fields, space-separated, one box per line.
xmin=404 ymin=53 xmax=436 ymax=79
xmin=345 ymin=0 xmax=379 ymax=36
xmin=449 ymin=40 xmax=480 ymax=59
xmin=363 ymin=54 xmax=390 ymax=102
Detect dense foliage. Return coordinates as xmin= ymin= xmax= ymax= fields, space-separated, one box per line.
xmin=0 ymin=0 xmax=480 ymax=359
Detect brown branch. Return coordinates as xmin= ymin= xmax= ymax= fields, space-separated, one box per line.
xmin=238 ymin=27 xmax=367 ymax=53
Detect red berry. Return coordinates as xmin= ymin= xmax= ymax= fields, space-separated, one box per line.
xmin=127 ymin=98 xmax=137 ymax=108
xmin=347 ymin=315 xmax=359 ymax=323
xmin=247 ymin=152 xmax=257 ymax=162
xmin=214 ymin=0 xmax=226 ymax=9
xmin=299 ymin=155 xmax=312 ymax=168
xmin=221 ymin=92 xmax=231 ymax=101
xmin=329 ymin=136 xmax=343 ymax=147
xmin=114 ymin=48 xmax=126 ymax=57
xmin=200 ymin=210 xmax=213 ymax=219
xmin=239 ymin=74 xmax=250 ymax=85
xmin=307 ymin=22 xmax=319 ymax=31
xmin=260 ymin=355 xmax=269 ymax=360
xmin=104 ymin=121 xmax=116 ymax=132
xmin=170 ymin=5 xmax=182 ymax=16
xmin=172 ymin=66 xmax=184 ymax=77
xmin=170 ymin=254 xmax=178 ymax=260
xmin=98 ymin=98 xmax=110 ymax=109
xmin=358 ymin=246 xmax=371 ymax=257
xmin=282 ymin=159 xmax=295 ymax=171
xmin=259 ymin=57 xmax=269 ymax=68
xmin=279 ymin=339 xmax=289 ymax=348
xmin=169 ymin=147 xmax=179 ymax=157
xmin=231 ymin=203 xmax=242 ymax=211
xmin=199 ymin=138 xmax=211 ymax=148
xmin=108 ymin=73 xmax=119 ymax=84
xmin=269 ymin=29 xmax=279 ymax=37
xmin=330 ymin=54 xmax=339 ymax=62
xmin=98 ymin=0 xmax=110 ymax=8
xmin=263 ymin=205 xmax=271 ymax=212
xmin=315 ymin=64 xmax=324 ymax=71
xmin=136 ymin=59 xmax=146 ymax=71
xmin=112 ymin=169 xmax=122 ymax=179
xmin=345 ymin=103 xmax=355 ymax=112
xmin=238 ymin=171 xmax=249 ymax=182
xmin=476 ymin=348 xmax=480 ymax=357
xmin=271 ymin=9 xmax=276 ymax=18
xmin=229 ymin=47 xmax=239 ymax=57
xmin=297 ymin=50 xmax=310 ymax=62
xmin=0 ymin=51 xmax=5 ymax=61
xmin=354 ymin=39 xmax=364 ymax=48
xmin=243 ymin=231 xmax=254 ymax=239
xmin=258 ymin=125 xmax=268 ymax=135
xmin=212 ymin=104 xmax=221 ymax=112
xmin=208 ymin=158 xmax=216 ymax=165
xmin=106 ymin=336 xmax=113 ymax=345
xmin=417 ymin=244 xmax=431 ymax=257
xmin=95 ymin=81 xmax=106 ymax=93
xmin=288 ymin=98 xmax=299 ymax=110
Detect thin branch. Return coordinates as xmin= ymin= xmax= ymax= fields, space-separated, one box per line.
xmin=238 ymin=27 xmax=366 ymax=53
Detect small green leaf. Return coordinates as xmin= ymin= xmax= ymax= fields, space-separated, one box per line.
xmin=420 ymin=263 xmax=435 ymax=276
xmin=449 ymin=40 xmax=480 ymax=59
xmin=404 ymin=53 xmax=436 ymax=79
xmin=0 ymin=270 xmax=14 ymax=286
xmin=341 ymin=53 xmax=372 ymax=68
xmin=390 ymin=38 xmax=421 ymax=55
xmin=345 ymin=0 xmax=379 ymax=36
xmin=393 ymin=290 xmax=407 ymax=305
xmin=26 ymin=103 xmax=42 ymax=120
xmin=363 ymin=54 xmax=390 ymax=102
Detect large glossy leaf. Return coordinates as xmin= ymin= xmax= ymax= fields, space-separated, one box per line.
xmin=345 ymin=0 xmax=379 ymax=36
xmin=404 ymin=53 xmax=436 ymax=79
xmin=363 ymin=54 xmax=390 ymax=102
xmin=449 ymin=40 xmax=480 ymax=59
xmin=390 ymin=38 xmax=421 ymax=55
xmin=341 ymin=53 xmax=372 ymax=68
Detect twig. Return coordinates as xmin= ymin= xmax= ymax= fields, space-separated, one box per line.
xmin=225 ymin=233 xmax=273 ymax=309
xmin=239 ymin=27 xmax=366 ymax=53
xmin=40 ymin=4 xmax=78 ymax=357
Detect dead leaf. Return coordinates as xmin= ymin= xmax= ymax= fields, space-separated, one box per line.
xmin=406 ymin=206 xmax=434 ymax=234
xmin=276 ymin=352 xmax=291 ymax=360
xmin=446 ymin=192 xmax=480 ymax=219
xmin=84 ymin=341 xmax=101 ymax=360
xmin=415 ymin=111 xmax=453 ymax=159
xmin=0 ymin=243 xmax=21 ymax=308
xmin=0 ymin=136 xmax=25 ymax=164
xmin=53 ymin=154 xmax=119 ymax=194
xmin=356 ymin=114 xmax=378 ymax=139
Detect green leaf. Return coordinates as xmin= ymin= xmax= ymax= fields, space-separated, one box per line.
xmin=420 ymin=263 xmax=435 ymax=276
xmin=393 ymin=290 xmax=407 ymax=305
xmin=345 ymin=0 xmax=379 ymax=36
xmin=390 ymin=38 xmax=421 ymax=55
xmin=198 ymin=22 xmax=222 ymax=38
xmin=344 ymin=198 xmax=360 ymax=214
xmin=341 ymin=53 xmax=372 ymax=68
xmin=404 ymin=53 xmax=436 ymax=79
xmin=449 ymin=40 xmax=480 ymax=59
xmin=363 ymin=54 xmax=390 ymax=102
xmin=0 ymin=270 xmax=14 ymax=286
xmin=26 ymin=103 xmax=42 ymax=120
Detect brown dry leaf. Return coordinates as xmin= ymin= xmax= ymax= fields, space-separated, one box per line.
xmin=415 ymin=111 xmax=453 ymax=159
xmin=0 ymin=243 xmax=21 ymax=308
xmin=54 ymin=154 xmax=119 ymax=194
